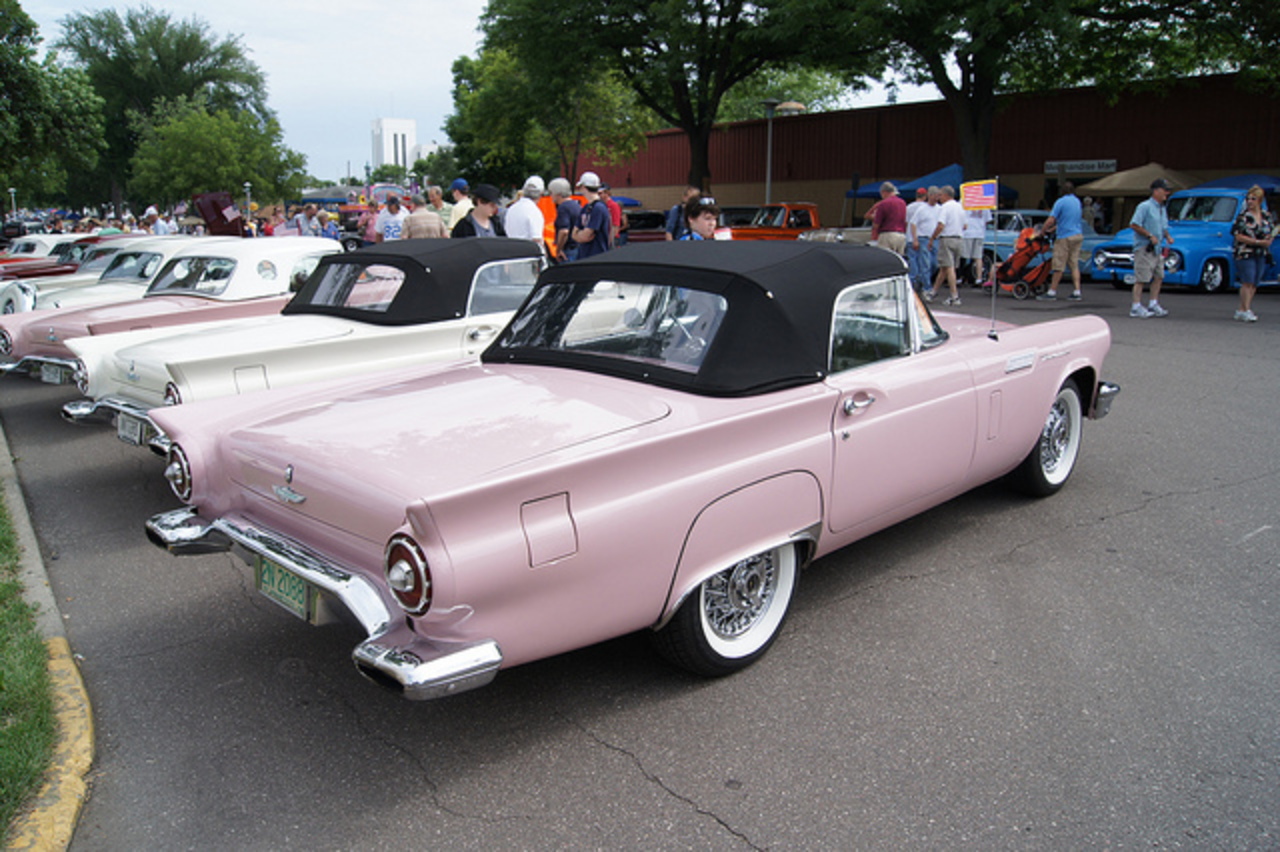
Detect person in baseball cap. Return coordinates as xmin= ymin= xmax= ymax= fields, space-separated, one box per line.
xmin=577 ymin=171 xmax=602 ymax=190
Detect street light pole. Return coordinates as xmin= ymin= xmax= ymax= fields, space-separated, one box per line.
xmin=243 ymin=182 xmax=252 ymax=232
xmin=7 ymin=187 xmax=15 ymax=218
xmin=761 ymin=99 xmax=781 ymax=205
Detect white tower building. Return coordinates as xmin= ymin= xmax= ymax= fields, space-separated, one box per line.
xmin=371 ymin=118 xmax=417 ymax=170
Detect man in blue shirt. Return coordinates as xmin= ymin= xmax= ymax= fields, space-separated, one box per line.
xmin=1038 ymin=180 xmax=1085 ymax=301
xmin=1129 ymin=178 xmax=1175 ymax=318
xmin=572 ymin=171 xmax=612 ymax=259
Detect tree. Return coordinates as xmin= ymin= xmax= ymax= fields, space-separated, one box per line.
xmin=129 ymin=101 xmax=306 ymax=208
xmin=0 ymin=1 xmax=105 ymax=202
xmin=55 ymin=6 xmax=268 ymax=211
xmin=715 ymin=66 xmax=858 ymax=122
xmin=444 ymin=46 xmax=657 ymax=189
xmin=483 ymin=0 xmax=835 ymax=190
xmin=369 ymin=163 xmax=408 ymax=186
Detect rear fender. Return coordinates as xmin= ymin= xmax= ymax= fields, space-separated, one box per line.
xmin=658 ymin=471 xmax=823 ymax=627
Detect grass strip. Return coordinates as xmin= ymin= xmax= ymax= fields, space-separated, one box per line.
xmin=0 ymin=495 xmax=55 ymax=841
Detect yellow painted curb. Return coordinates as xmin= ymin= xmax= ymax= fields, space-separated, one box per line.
xmin=5 ymin=637 xmax=94 ymax=851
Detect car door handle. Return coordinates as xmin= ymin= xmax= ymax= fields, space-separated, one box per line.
xmin=467 ymin=326 xmax=497 ymax=341
xmin=843 ymin=394 xmax=876 ymax=415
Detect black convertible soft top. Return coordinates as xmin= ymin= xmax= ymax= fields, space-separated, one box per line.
xmin=283 ymin=237 xmax=544 ymax=326
xmin=483 ymin=241 xmax=909 ymax=396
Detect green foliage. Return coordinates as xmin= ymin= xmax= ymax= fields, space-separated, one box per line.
xmin=129 ymin=101 xmax=306 ymax=208
xmin=0 ymin=497 xmax=55 ymax=840
xmin=716 ymin=66 xmax=859 ymax=122
xmin=483 ymin=0 xmax=816 ymax=188
xmin=0 ymin=2 xmax=105 ymax=203
xmin=369 ymin=163 xmax=408 ymax=186
xmin=55 ymin=5 xmax=271 ymax=209
xmin=416 ymin=148 xmax=461 ymax=189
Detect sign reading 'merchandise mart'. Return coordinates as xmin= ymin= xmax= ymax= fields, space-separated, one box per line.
xmin=1044 ymin=160 xmax=1118 ymax=175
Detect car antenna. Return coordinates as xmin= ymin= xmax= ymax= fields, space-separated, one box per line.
xmin=983 ymin=178 xmax=1002 ymax=340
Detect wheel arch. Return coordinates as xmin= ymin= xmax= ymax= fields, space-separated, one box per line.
xmin=655 ymin=471 xmax=823 ymax=630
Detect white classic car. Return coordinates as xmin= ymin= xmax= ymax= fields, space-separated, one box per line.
xmin=65 ymin=238 xmax=545 ymax=450
xmin=145 ymin=241 xmax=1120 ymax=700
xmin=1 ymin=237 xmax=339 ymax=386
xmin=0 ymin=236 xmax=210 ymax=315
xmin=0 ymin=234 xmax=167 ymax=312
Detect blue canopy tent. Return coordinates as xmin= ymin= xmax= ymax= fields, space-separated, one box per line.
xmin=1194 ymin=174 xmax=1280 ymax=192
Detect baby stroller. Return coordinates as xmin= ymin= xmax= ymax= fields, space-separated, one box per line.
xmin=992 ymin=227 xmax=1053 ymax=299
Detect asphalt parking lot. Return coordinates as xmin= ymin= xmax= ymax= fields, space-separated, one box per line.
xmin=3 ymin=281 xmax=1278 ymax=849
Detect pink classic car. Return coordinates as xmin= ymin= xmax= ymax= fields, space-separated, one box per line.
xmin=145 ymin=241 xmax=1119 ymax=699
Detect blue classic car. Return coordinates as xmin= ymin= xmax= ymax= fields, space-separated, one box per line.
xmin=1091 ymin=184 xmax=1280 ymax=292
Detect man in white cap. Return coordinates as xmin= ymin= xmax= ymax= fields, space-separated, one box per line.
xmin=572 ymin=171 xmax=611 ymax=259
xmin=505 ymin=175 xmax=547 ymax=247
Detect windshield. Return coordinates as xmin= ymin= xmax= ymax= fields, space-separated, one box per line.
xmin=1167 ymin=195 xmax=1238 ymax=223
xmin=146 ymin=256 xmax=238 ymax=296
xmin=750 ymin=206 xmax=787 ymax=228
xmin=100 ymin=251 xmax=165 ymax=283
xmin=77 ymin=247 xmax=121 ymax=275
xmin=497 ymin=281 xmax=728 ymax=374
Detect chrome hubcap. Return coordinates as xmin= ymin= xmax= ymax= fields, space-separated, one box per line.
xmin=703 ymin=552 xmax=777 ymax=639
xmin=1042 ymin=401 xmax=1070 ymax=472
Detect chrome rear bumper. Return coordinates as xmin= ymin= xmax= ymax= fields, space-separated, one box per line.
xmin=1 ymin=355 xmax=77 ymax=380
xmin=145 ymin=507 xmax=503 ymax=700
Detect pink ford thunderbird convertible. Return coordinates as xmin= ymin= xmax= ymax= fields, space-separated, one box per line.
xmin=145 ymin=241 xmax=1119 ymax=700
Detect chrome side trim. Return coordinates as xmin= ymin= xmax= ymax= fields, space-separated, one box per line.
xmin=1092 ymin=381 xmax=1120 ymax=419
xmin=353 ymin=622 xmax=502 ymax=700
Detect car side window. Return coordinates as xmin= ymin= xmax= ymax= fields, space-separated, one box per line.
xmin=308 ymin=263 xmax=405 ymax=312
xmin=467 ymin=258 xmax=542 ymax=316
xmin=829 ymin=277 xmax=911 ymax=373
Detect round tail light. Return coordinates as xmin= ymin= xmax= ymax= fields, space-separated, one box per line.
xmin=384 ymin=534 xmax=432 ymax=615
xmin=163 ymin=382 xmax=182 ymax=406
xmin=164 ymin=444 xmax=193 ymax=502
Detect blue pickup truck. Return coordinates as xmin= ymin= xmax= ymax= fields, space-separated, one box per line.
xmin=1091 ymin=180 xmax=1279 ymax=292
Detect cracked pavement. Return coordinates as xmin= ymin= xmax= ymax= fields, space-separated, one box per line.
xmin=2 ymin=283 xmax=1277 ymax=849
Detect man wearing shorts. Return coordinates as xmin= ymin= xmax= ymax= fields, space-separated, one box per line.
xmin=928 ymin=185 xmax=966 ymax=305
xmin=1129 ymin=178 xmax=1175 ymax=318
xmin=1038 ymin=180 xmax=1085 ymax=301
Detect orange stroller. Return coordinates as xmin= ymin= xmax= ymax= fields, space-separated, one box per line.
xmin=991 ymin=227 xmax=1053 ymax=299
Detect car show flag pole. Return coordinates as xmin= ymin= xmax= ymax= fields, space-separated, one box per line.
xmin=960 ymin=179 xmax=1002 ymax=339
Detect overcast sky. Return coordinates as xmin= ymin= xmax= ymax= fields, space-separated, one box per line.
xmin=29 ymin=1 xmax=935 ymax=187
xmin=31 ymin=0 xmax=490 ymax=183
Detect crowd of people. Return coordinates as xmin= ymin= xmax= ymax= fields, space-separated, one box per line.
xmin=268 ymin=171 xmax=729 ymax=264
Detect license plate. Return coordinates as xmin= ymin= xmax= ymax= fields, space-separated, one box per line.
xmin=40 ymin=363 xmax=67 ymax=384
xmin=255 ymin=556 xmax=317 ymax=622
xmin=116 ymin=413 xmax=146 ymax=445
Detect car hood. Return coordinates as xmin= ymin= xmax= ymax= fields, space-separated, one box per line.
xmin=215 ymin=364 xmax=674 ymax=532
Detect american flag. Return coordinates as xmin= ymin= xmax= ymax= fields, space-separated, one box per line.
xmin=960 ymin=180 xmax=998 ymax=210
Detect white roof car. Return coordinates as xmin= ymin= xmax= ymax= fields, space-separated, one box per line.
xmin=1 ymin=236 xmax=340 ymax=386
xmin=64 ymin=238 xmax=545 ymax=452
